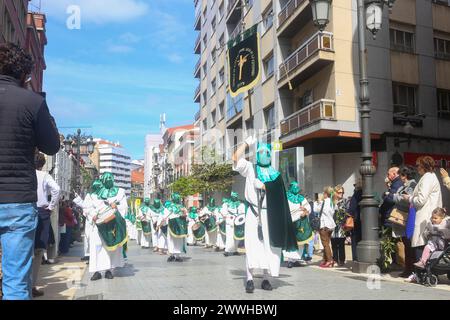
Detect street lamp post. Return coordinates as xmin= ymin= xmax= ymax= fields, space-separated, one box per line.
xmin=309 ymin=0 xmax=396 ymax=273
xmin=63 ymin=129 xmax=96 ymax=196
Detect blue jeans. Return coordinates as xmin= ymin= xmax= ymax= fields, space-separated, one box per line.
xmin=0 ymin=203 xmax=37 ymax=300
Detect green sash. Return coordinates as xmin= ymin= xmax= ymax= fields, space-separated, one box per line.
xmin=142 ymin=221 xmax=152 ymax=235
xmin=97 ymin=211 xmax=128 ymax=251
xmin=193 ymin=222 xmax=206 ymax=241
xmin=136 ymin=220 xmax=142 ymax=230
xmin=293 ymin=216 xmax=313 ymax=245
xmin=168 ymin=216 xmax=188 ymax=238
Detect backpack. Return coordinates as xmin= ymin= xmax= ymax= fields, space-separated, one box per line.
xmin=310 ymin=201 xmax=325 ymax=232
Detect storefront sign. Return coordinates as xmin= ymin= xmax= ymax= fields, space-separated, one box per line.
xmin=404 ymin=152 xmax=450 ymax=169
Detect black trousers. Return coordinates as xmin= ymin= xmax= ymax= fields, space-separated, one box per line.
xmin=331 ymin=238 xmax=346 ymax=263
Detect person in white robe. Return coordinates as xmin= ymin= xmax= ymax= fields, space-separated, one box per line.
xmin=201 ymin=198 xmax=218 ymax=248
xmin=89 ymin=173 xmax=128 ymax=281
xmin=155 ymin=201 xmax=171 ymax=254
xmin=136 ymin=198 xmax=152 ymax=249
xmin=186 ymin=207 xmax=199 ymax=246
xmin=161 ymin=193 xmax=188 ymax=262
xmin=149 ymin=199 xmax=164 ymax=251
xmin=223 ymin=192 xmax=245 ymax=257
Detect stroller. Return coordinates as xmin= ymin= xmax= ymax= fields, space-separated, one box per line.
xmin=415 ymin=244 xmax=450 ymax=287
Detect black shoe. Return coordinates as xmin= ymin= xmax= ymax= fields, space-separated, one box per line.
xmin=32 ymin=287 xmax=44 ymax=298
xmin=105 ymin=271 xmax=114 ymax=279
xmin=245 ymin=280 xmax=255 ymax=293
xmin=293 ymin=261 xmax=302 ymax=267
xmin=175 ymin=256 xmax=183 ymax=262
xmin=304 ymin=257 xmax=312 ymax=262
xmin=261 ymin=280 xmax=273 ymax=291
xmin=224 ymin=252 xmax=231 ymax=257
xmin=167 ymin=255 xmax=175 ymax=262
xmin=233 ymin=252 xmax=240 ymax=256
xmin=90 ymin=272 xmax=102 ymax=281
xmin=81 ymin=256 xmax=89 ymax=261
xmin=287 ymin=262 xmax=294 ymax=268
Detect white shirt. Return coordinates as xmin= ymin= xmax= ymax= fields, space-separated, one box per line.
xmin=36 ymin=170 xmax=61 ymax=211
xmin=313 ymin=198 xmax=336 ymax=230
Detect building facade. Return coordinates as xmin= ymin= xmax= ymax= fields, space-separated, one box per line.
xmin=131 ymin=165 xmax=145 ymax=200
xmin=0 ymin=0 xmax=28 ymax=46
xmin=194 ymin=0 xmax=450 ymax=200
xmin=93 ymin=140 xmax=132 ymax=196
xmin=144 ymin=134 xmax=163 ymax=199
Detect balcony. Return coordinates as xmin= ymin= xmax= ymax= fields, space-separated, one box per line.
xmin=194 ymin=84 xmax=201 ymax=103
xmin=194 ymin=10 xmax=201 ymax=30
xmin=194 ymin=34 xmax=201 ymax=54
xmin=194 ymin=58 xmax=201 ymax=78
xmin=229 ymin=23 xmax=241 ymax=42
xmin=280 ymin=99 xmax=336 ymax=136
xmin=278 ymin=31 xmax=334 ymax=89
xmin=277 ymin=0 xmax=311 ymax=38
xmin=226 ymin=0 xmax=242 ymax=24
xmin=194 ymin=110 xmax=200 ymax=121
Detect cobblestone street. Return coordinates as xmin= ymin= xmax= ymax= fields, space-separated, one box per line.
xmin=72 ymin=242 xmax=450 ymax=300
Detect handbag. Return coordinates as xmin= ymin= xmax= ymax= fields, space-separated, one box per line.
xmin=343 ymin=214 xmax=354 ymax=231
xmin=388 ymin=207 xmax=409 ymax=227
xmin=310 ymin=202 xmax=325 ymax=232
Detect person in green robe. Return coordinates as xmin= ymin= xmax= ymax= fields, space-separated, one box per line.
xmin=163 ymin=193 xmax=188 ymax=262
xmin=283 ymin=181 xmax=313 ymax=268
xmin=149 ymin=198 xmax=164 ymax=252
xmin=136 ymin=198 xmax=152 ymax=249
xmin=223 ymin=191 xmax=245 ymax=257
xmin=187 ymin=206 xmax=199 ymax=246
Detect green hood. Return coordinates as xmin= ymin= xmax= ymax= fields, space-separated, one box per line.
xmin=189 ymin=207 xmax=198 ymax=219
xmin=228 ymin=192 xmax=241 ymax=209
xmin=98 ymin=172 xmax=119 ymax=199
xmin=256 ymin=143 xmax=280 ymax=183
xmin=287 ymin=181 xmax=305 ymax=204
xmin=207 ymin=198 xmax=216 ymax=211
xmin=90 ymin=179 xmax=103 ymax=196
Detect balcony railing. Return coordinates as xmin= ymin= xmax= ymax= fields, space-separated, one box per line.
xmin=279 ymin=31 xmax=333 ymax=81
xmin=229 ymin=23 xmax=241 ymax=41
xmin=228 ymin=0 xmax=240 ymax=16
xmin=194 ymin=110 xmax=200 ymax=121
xmin=194 ymin=84 xmax=201 ymax=102
xmin=194 ymin=10 xmax=201 ymax=30
xmin=278 ymin=0 xmax=307 ymax=29
xmin=280 ymin=99 xmax=336 ymax=136
xmin=194 ymin=34 xmax=201 ymax=53
xmin=194 ymin=58 xmax=201 ymax=77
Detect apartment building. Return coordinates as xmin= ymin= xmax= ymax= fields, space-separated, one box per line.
xmin=0 ymin=0 xmax=28 ymax=45
xmin=193 ymin=0 xmax=450 ymax=199
xmin=144 ymin=134 xmax=163 ymax=199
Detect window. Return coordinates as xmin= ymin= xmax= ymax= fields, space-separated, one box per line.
xmin=433 ymin=0 xmax=450 ymax=6
xmin=219 ymin=33 xmax=225 ymax=51
xmin=3 ymin=10 xmax=16 ymax=43
xmin=392 ymin=83 xmax=417 ymax=115
xmin=299 ymin=90 xmax=313 ymax=109
xmin=218 ymin=68 xmax=225 ymax=87
xmin=434 ymin=37 xmax=450 ymax=60
xmin=227 ymin=93 xmax=244 ymax=119
xmin=264 ymin=105 xmax=276 ymax=130
xmin=263 ymin=54 xmax=274 ymax=79
xmin=245 ymin=117 xmax=254 ymax=131
xmin=390 ymin=29 xmax=415 ymax=53
xmin=210 ymin=77 xmax=216 ymax=97
xmin=211 ymin=48 xmax=217 ymax=64
xmin=211 ymin=17 xmax=216 ymax=35
xmin=202 ymin=119 xmax=208 ymax=132
xmin=211 ymin=109 xmax=217 ymax=127
xmin=202 ymin=90 xmax=208 ymax=106
xmin=218 ymin=101 xmax=225 ymax=120
xmin=202 ymin=7 xmax=207 ymax=25
xmin=262 ymin=7 xmax=273 ymax=32
xmin=218 ymin=1 xmax=225 ymax=21
xmin=202 ymin=63 xmax=207 ymax=79
xmin=437 ymin=89 xmax=450 ymax=119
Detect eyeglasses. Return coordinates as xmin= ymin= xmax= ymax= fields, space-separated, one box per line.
xmin=336 ymin=191 xmax=344 ymax=194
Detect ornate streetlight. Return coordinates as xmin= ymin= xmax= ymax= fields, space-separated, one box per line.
xmin=63 ymin=129 xmax=96 ymax=195
xmin=309 ymin=0 xmax=396 ymax=273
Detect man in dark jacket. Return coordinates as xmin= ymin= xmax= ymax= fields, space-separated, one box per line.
xmin=0 ymin=43 xmax=60 ymax=300
xmin=379 ymin=167 xmax=403 ymax=228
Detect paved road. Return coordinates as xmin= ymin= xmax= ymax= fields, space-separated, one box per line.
xmin=74 ymin=242 xmax=450 ymax=300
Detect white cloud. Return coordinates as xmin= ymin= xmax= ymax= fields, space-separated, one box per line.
xmin=167 ymin=53 xmax=184 ymax=64
xmin=42 ymin=0 xmax=149 ymax=24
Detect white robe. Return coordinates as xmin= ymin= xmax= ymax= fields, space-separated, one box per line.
xmin=163 ymin=208 xmax=186 ymax=255
xmin=216 ymin=208 xmax=226 ymax=249
xmin=149 ymin=208 xmax=160 ymax=247
xmin=233 ymin=158 xmax=282 ymax=277
xmin=283 ymin=199 xmax=311 ymax=262
xmin=156 ymin=211 xmax=168 ymax=250
xmin=224 ymin=202 xmax=245 ymax=253
xmin=186 ymin=215 xmax=197 ymax=245
xmin=89 ymin=189 xmax=127 ymax=273
xmin=73 ymin=194 xmax=95 ymax=257
xmin=136 ymin=207 xmax=151 ymax=248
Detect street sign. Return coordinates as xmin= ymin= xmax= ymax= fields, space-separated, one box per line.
xmin=272 ymin=141 xmax=283 ymax=152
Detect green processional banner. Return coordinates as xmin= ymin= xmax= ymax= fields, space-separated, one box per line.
xmin=227 ymin=24 xmax=261 ymax=97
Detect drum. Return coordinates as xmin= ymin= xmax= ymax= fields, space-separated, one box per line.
xmin=96 ymin=206 xmax=116 ymax=225
xmin=233 ymin=214 xmax=245 ymax=241
xmin=204 ymin=215 xmax=217 ymax=233
xmin=192 ymin=222 xmax=206 ymax=241
xmin=168 ymin=217 xmax=188 ymax=238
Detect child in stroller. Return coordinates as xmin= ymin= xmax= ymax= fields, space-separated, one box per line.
xmin=412 ymin=207 xmax=450 ymax=286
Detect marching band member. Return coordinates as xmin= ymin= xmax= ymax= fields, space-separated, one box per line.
xmin=216 ymin=199 xmax=227 ymax=252
xmin=223 ymin=192 xmax=244 ymax=257
xmin=89 ymin=173 xmax=128 ymax=281
xmin=283 ymin=181 xmax=313 ymax=268
xmin=163 ymin=193 xmax=188 ymax=262
xmin=201 ymin=198 xmax=218 ymax=249
xmin=149 ymin=199 xmax=163 ymax=252
xmin=136 ymin=198 xmax=152 ymax=249
xmin=155 ymin=201 xmax=171 ymax=255
xmin=187 ymin=206 xmax=199 ymax=246
xmin=125 ymin=204 xmax=137 ymax=241
xmin=232 ymin=137 xmax=297 ymax=294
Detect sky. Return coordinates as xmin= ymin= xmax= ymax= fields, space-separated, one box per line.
xmin=32 ymin=0 xmax=198 ymax=160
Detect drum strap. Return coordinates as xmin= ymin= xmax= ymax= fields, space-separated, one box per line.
xmin=245 ymin=201 xmax=258 ymax=218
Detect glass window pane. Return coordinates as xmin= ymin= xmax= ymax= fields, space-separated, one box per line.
xmin=407 ymin=87 xmax=416 ymax=113
xmin=399 ymin=85 xmax=407 ymax=106
xmin=405 ymin=33 xmax=413 ymax=50
xmin=396 ymin=30 xmax=404 ymax=46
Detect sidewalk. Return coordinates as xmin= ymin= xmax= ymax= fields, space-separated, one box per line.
xmin=34 ymin=242 xmax=87 ymax=300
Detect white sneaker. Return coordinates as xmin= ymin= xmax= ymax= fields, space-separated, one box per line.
xmin=404 ymin=273 xmax=416 ymax=283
